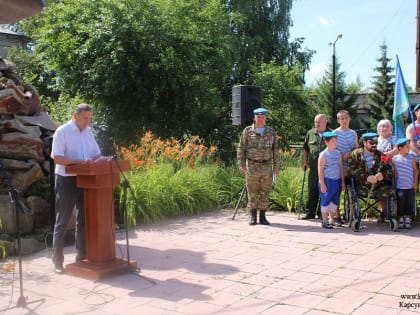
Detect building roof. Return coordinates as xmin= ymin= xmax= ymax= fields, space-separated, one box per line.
xmin=0 ymin=25 xmax=31 ymax=55
xmin=0 ymin=25 xmax=23 ymax=36
xmin=353 ymin=91 xmax=420 ymax=112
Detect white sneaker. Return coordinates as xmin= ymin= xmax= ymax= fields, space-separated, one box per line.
xmin=399 ymin=218 xmax=405 ymax=229
xmin=405 ymin=217 xmax=412 ymax=229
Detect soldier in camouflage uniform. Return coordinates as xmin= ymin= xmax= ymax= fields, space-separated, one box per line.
xmin=347 ymin=132 xmax=395 ymax=222
xmin=301 ymin=114 xmax=331 ymax=219
xmin=237 ymin=108 xmax=280 ymax=225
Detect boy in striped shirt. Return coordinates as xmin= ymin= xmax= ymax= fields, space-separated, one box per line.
xmin=334 ymin=110 xmax=358 ymax=225
xmin=392 ymin=138 xmax=418 ymax=229
xmin=318 ymin=132 xmax=346 ymax=229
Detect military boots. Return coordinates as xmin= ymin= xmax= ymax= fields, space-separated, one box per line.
xmin=259 ymin=210 xmax=270 ymax=225
xmin=249 ymin=209 xmax=257 ymax=225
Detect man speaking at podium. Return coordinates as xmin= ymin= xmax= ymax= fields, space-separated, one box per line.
xmin=50 ymin=103 xmax=110 ymax=274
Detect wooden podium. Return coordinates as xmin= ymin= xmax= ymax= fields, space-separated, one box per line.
xmin=64 ymin=160 xmax=137 ymax=280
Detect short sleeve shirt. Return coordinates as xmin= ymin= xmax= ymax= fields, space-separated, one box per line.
xmin=51 ymin=120 xmax=101 ymax=176
xmin=377 ymin=136 xmax=398 ymax=153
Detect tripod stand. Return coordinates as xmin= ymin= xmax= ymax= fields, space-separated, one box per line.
xmin=231 ymin=184 xmax=247 ymax=220
xmin=0 ymin=159 xmax=44 ymax=309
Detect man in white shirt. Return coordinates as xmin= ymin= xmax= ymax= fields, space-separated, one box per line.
xmin=50 ymin=103 xmax=108 ymax=273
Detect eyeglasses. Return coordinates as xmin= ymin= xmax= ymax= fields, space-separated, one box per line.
xmin=367 ymin=140 xmax=378 ymax=145
xmin=255 ymin=113 xmax=266 ymax=116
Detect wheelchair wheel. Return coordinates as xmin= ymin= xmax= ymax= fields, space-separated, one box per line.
xmin=351 ymin=220 xmax=361 ymax=232
xmin=389 ymin=218 xmax=398 ymax=232
xmin=343 ymin=186 xmax=352 ymax=225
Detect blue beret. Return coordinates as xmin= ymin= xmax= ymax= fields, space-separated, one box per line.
xmin=253 ymin=107 xmax=268 ymax=115
xmin=362 ymin=132 xmax=379 ymax=140
xmin=322 ymin=131 xmax=337 ymax=139
xmin=396 ymin=137 xmax=410 ymax=147
xmin=414 ymin=104 xmax=420 ymax=112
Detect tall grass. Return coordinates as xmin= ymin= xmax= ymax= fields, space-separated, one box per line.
xmin=116 ymin=132 xmax=244 ymax=226
xmin=269 ymin=149 xmax=306 ymax=212
xmin=270 ymin=166 xmax=306 ymax=212
xmin=119 ymin=164 xmax=242 ymax=226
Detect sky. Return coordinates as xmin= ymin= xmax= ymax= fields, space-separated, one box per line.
xmin=290 ymin=0 xmax=416 ymax=90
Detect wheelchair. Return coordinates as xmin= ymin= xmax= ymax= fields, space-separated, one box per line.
xmin=343 ymin=177 xmax=398 ymax=232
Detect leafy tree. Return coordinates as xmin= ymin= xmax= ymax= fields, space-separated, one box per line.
xmin=227 ymin=0 xmax=313 ymax=84
xmin=368 ymin=42 xmax=395 ymax=127
xmin=18 ymin=0 xmax=234 ymax=143
xmin=310 ymin=58 xmax=364 ymax=130
xmin=253 ymin=61 xmax=313 ymax=147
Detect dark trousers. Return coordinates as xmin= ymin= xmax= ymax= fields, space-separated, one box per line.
xmin=305 ymin=166 xmax=320 ymax=217
xmin=396 ymin=188 xmax=415 ymax=217
xmin=52 ymin=175 xmax=85 ymax=265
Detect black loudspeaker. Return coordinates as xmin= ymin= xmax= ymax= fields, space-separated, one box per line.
xmin=231 ymin=85 xmax=262 ymax=126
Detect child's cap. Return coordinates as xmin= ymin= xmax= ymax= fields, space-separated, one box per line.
xmin=253 ymin=108 xmax=268 ymax=116
xmin=322 ymin=131 xmax=337 ymax=140
xmin=362 ymin=132 xmax=379 ymax=141
xmin=396 ymin=137 xmax=410 ymax=147
xmin=414 ymin=104 xmax=420 ymax=112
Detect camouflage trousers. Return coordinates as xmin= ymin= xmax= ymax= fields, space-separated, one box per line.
xmin=246 ymin=161 xmax=273 ymax=211
xmin=355 ymin=182 xmax=395 ymax=199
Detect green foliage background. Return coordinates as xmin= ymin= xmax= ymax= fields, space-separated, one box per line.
xmin=12 ymin=0 xmax=314 ymax=150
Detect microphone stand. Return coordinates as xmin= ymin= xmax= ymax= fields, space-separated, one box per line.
xmin=0 ymin=159 xmax=45 ymax=311
xmin=111 ymin=146 xmax=156 ymax=283
xmin=115 ymin=164 xmax=134 ymax=273
xmin=92 ymin=123 xmax=156 ymax=284
xmin=92 ymin=123 xmax=139 ymax=275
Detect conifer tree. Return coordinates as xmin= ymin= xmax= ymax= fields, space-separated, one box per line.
xmin=369 ymin=42 xmax=395 ymax=127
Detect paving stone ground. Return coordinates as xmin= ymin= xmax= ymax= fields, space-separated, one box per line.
xmin=1 ymin=210 xmax=420 ymax=315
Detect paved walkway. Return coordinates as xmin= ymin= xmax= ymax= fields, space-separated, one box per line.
xmin=1 ymin=210 xmax=420 ymax=315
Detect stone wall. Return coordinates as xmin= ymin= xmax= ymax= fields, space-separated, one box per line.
xmin=0 ymin=57 xmax=55 ymax=245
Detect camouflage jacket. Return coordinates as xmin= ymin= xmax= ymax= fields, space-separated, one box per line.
xmin=347 ymin=148 xmax=393 ymax=186
xmin=303 ymin=128 xmax=331 ymax=167
xmin=237 ymin=124 xmax=280 ymax=169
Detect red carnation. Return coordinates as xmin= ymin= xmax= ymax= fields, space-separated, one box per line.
xmin=380 ymin=155 xmax=391 ymax=164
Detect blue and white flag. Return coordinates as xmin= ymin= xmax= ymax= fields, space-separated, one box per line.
xmin=392 ymin=56 xmax=410 ymax=138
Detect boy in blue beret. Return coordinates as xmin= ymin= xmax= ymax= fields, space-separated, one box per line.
xmin=392 ymin=138 xmax=418 ymax=228
xmin=318 ymin=132 xmax=345 ymax=229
